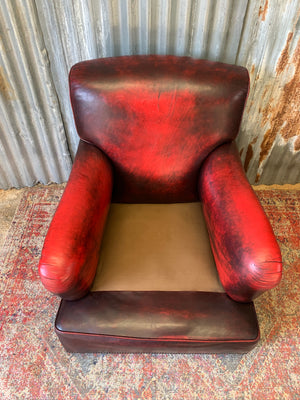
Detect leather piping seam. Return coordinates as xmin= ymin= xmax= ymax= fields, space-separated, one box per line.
xmin=54 ymin=327 xmax=260 ymax=343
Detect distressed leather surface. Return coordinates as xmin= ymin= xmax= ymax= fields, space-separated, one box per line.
xmin=55 ymin=291 xmax=260 ymax=353
xmin=38 ymin=141 xmax=113 ymax=300
xmin=198 ymin=142 xmax=282 ymax=302
xmin=70 ymin=55 xmax=249 ymax=202
xmin=38 ymin=55 xmax=281 ymax=322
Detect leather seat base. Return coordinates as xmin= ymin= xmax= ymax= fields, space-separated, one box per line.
xmin=55 ymin=291 xmax=260 ymax=353
xmin=92 ymin=203 xmax=224 ymax=293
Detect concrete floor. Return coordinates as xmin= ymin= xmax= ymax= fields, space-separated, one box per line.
xmin=0 ymin=188 xmax=25 ymax=249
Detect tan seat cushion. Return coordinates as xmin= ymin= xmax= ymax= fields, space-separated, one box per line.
xmin=92 ymin=202 xmax=224 ymax=292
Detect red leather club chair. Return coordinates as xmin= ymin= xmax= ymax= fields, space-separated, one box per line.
xmin=38 ymin=56 xmax=282 ymax=353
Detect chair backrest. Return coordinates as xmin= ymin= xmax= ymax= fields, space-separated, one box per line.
xmin=69 ymin=56 xmax=249 ymax=202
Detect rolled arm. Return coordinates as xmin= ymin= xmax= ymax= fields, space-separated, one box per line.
xmin=198 ymin=142 xmax=282 ymax=302
xmin=38 ymin=140 xmax=113 ymax=300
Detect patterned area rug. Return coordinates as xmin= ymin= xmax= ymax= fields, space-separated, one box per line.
xmin=0 ymin=185 xmax=299 ymax=399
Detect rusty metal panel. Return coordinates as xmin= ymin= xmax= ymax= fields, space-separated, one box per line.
xmin=236 ymin=0 xmax=300 ymax=184
xmin=1 ymin=0 xmax=299 ymax=188
xmin=0 ymin=0 xmax=72 ymax=189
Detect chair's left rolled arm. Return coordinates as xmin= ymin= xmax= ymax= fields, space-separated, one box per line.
xmin=38 ymin=140 xmax=113 ymax=300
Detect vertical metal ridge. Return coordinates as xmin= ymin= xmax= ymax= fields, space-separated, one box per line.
xmin=91 ymin=0 xmax=113 ymax=58
xmin=34 ymin=1 xmax=79 ymax=158
xmin=128 ymin=0 xmax=139 ymax=54
xmin=156 ymin=0 xmax=171 ymax=54
xmin=137 ymin=0 xmax=149 ymax=54
xmin=73 ymin=0 xmax=98 ymax=60
xmin=190 ymin=0 xmax=212 ymax=58
xmin=117 ymin=0 xmax=131 ymax=55
xmin=148 ymin=0 xmax=159 ymax=54
xmin=221 ymin=0 xmax=249 ymax=63
xmin=168 ymin=1 xmax=193 ymax=56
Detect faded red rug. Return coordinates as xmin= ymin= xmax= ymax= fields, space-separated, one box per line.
xmin=0 ymin=185 xmax=299 ymax=399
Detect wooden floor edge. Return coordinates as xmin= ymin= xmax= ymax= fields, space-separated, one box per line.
xmin=253 ymin=183 xmax=300 ymax=190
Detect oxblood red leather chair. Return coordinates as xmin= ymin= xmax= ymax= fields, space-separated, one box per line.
xmin=38 ymin=56 xmax=282 ymax=353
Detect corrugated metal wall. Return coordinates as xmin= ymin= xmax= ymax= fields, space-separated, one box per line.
xmin=0 ymin=0 xmax=299 ymax=189
xmin=0 ymin=0 xmax=72 ymax=188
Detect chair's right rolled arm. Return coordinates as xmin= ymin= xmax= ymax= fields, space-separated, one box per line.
xmin=198 ymin=142 xmax=282 ymax=302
